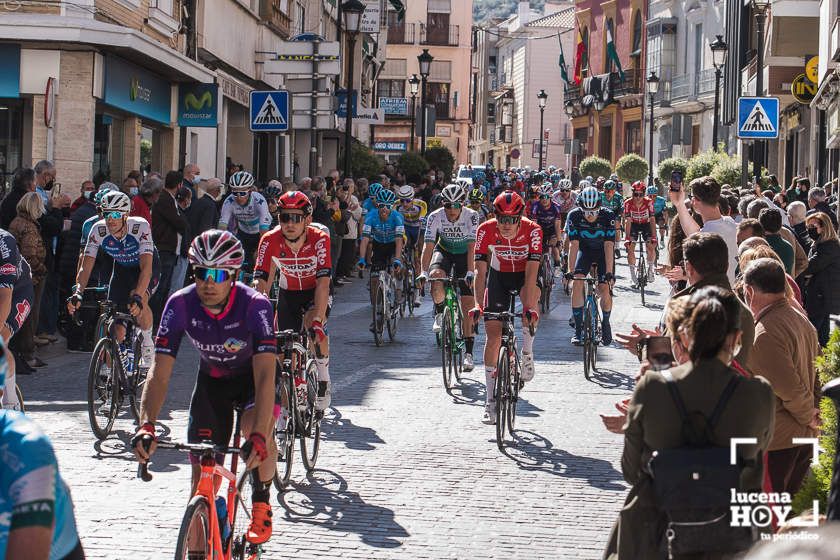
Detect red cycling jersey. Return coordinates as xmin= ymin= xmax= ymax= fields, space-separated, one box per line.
xmin=475 ymin=217 xmax=543 ymax=273
xmin=623 ymin=197 xmax=655 ymax=225
xmin=254 ymin=225 xmax=332 ymax=290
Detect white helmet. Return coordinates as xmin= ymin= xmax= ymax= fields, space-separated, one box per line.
xmin=578 ymin=179 xmax=593 ymax=190
xmin=228 ymin=171 xmax=255 ymax=190
xmin=558 ymin=178 xmax=573 ymax=190
xmin=441 ymin=184 xmax=466 ymax=205
xmin=99 ymin=191 xmax=131 ymax=214
xmin=396 ymin=184 xmax=415 ymax=199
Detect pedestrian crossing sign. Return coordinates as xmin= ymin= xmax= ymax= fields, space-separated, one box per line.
xmin=250 ymin=90 xmax=289 ymax=132
xmin=737 ymin=97 xmax=779 ymax=139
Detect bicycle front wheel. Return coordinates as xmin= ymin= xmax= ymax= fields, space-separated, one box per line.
xmin=372 ymin=283 xmax=385 ymax=347
xmin=583 ymin=306 xmax=592 ymax=381
xmin=387 ymin=284 xmax=399 ymax=342
xmin=174 ymin=495 xmax=212 ymax=560
xmin=300 ymin=359 xmax=322 ymax=472
xmin=232 ymin=474 xmax=258 ymax=560
xmin=14 ymin=384 xmax=24 ymax=413
xmin=87 ymin=338 xmax=120 ymax=440
xmin=440 ymin=307 xmax=453 ymax=393
xmin=273 ymin=372 xmax=295 ymax=492
xmin=495 ymin=348 xmax=511 ymax=451
xmin=507 ymin=351 xmax=520 ymax=436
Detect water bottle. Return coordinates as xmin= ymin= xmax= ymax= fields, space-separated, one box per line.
xmin=215 ymin=496 xmax=231 ymax=541
xmin=295 ymin=376 xmax=308 ymax=412
xmin=119 ymin=344 xmax=134 ymax=374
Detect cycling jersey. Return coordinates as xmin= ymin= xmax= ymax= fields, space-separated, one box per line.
xmin=362 ymin=197 xmax=377 ymax=216
xmin=424 ymin=207 xmax=479 ymax=255
xmin=0 ymin=410 xmax=81 ymax=560
xmin=394 ymin=199 xmax=428 ymax=228
xmin=475 ymin=217 xmax=543 ymax=273
xmin=566 ymin=207 xmax=617 ymax=252
xmin=552 ymin=191 xmax=577 ymax=214
xmin=602 ymin=193 xmax=624 ymax=216
xmin=0 ymin=229 xmax=34 ymax=337
xmin=623 ymin=198 xmax=655 ymax=225
xmin=651 ymin=195 xmax=667 ymax=215
xmin=527 ymin=201 xmax=563 ymax=238
xmin=254 ymin=225 xmax=332 ymax=291
xmin=83 ymin=217 xmax=153 ymax=266
xmin=362 ymin=209 xmax=405 ymax=244
xmin=468 ymin=204 xmax=491 ymax=222
xmin=155 ymin=282 xmax=276 ymax=378
xmin=219 ymin=192 xmax=272 ymax=235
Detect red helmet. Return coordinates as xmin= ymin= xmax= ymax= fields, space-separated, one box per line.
xmin=631 ymin=181 xmax=647 ymax=194
xmin=493 ymin=190 xmax=525 ymax=216
xmin=277 ymin=191 xmax=312 ymax=215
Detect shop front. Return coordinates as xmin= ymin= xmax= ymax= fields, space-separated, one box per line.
xmin=0 ymin=44 xmax=22 ymax=191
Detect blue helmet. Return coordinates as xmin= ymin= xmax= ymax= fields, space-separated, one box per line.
xmin=647 ymin=185 xmax=659 ymax=196
xmin=375 ymin=188 xmax=397 ymax=206
xmin=369 ymin=183 xmax=383 ymax=198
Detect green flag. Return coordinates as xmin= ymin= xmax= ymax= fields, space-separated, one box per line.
xmin=390 ymin=0 xmax=405 ymax=21
xmin=558 ymin=34 xmax=570 ymax=85
xmin=606 ymin=25 xmax=625 ymax=81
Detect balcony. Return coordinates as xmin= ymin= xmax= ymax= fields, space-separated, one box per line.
xmin=260 ymin=0 xmax=291 ymax=38
xmin=432 ymin=99 xmax=455 ymax=120
xmin=696 ymin=68 xmax=716 ymax=97
xmin=387 ymin=23 xmax=415 ymax=45
xmin=671 ymin=68 xmax=717 ymax=103
xmin=611 ymin=67 xmax=643 ymax=97
xmin=420 ymin=24 xmax=459 ymax=47
xmin=671 ymin=74 xmax=692 ymax=101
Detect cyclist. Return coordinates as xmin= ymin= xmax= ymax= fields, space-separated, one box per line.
xmin=623 ymin=181 xmax=657 ymax=286
xmin=471 ymin=191 xmax=542 ymax=425
xmin=254 ymin=191 xmax=333 ymax=411
xmin=417 ymin=184 xmax=479 ymax=371
xmin=132 ymin=230 xmax=278 ymax=545
xmin=601 ymin=180 xmax=624 ymax=258
xmin=394 ymin=184 xmax=428 ymax=303
xmin=566 ymin=186 xmax=616 ymax=346
xmin=361 ymin=182 xmax=384 ymax=218
xmin=358 ymin=188 xmax=405 ymax=318
xmin=0 ymin=229 xmax=33 ymax=411
xmin=68 ymin=191 xmax=159 ymax=371
xmin=528 ymin=183 xmax=564 ymax=277
xmin=467 ymin=188 xmax=491 ymax=222
xmin=218 ymin=171 xmax=271 ymax=272
xmin=648 ymin=184 xmax=668 ymax=243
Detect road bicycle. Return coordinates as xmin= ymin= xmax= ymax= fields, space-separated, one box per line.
xmin=633 ymin=231 xmax=649 ymax=307
xmin=581 ymin=276 xmax=601 ymax=381
xmin=428 ymin=271 xmax=467 ymax=393
xmin=399 ymin=246 xmax=419 ymax=318
xmin=558 ymin=249 xmax=571 ymax=296
xmin=273 ymin=328 xmax=322 ymax=491
xmin=538 ymin=247 xmax=555 ymax=314
xmin=1 ymin=383 xmax=25 ymax=412
xmin=86 ymin=300 xmax=146 ymax=440
xmin=137 ymin=407 xmax=262 ymax=560
xmin=370 ymin=266 xmax=399 ymax=346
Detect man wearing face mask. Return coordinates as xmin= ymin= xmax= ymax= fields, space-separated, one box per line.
xmin=182 ymin=162 xmax=201 ymax=197
xmin=70 ymin=181 xmax=96 ymax=213
xmin=122 ymin=177 xmax=139 ymax=199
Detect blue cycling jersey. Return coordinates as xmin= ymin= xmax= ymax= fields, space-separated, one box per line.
xmin=362 ymin=209 xmax=405 ymax=244
xmin=566 ymin=207 xmax=616 ymax=252
xmin=0 ymin=410 xmax=80 ymax=559
xmin=83 ymin=217 xmax=154 ymax=267
xmin=652 ymin=195 xmax=667 ymax=215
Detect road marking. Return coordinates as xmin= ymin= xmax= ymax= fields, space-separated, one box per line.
xmin=333 ymin=363 xmax=383 ymax=391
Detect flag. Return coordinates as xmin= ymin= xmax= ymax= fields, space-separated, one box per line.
xmin=573 ymin=28 xmax=586 ymax=85
xmin=606 ymin=25 xmax=625 ymax=81
xmin=389 ymin=0 xmax=405 ymax=21
xmin=558 ymin=33 xmax=571 ymax=85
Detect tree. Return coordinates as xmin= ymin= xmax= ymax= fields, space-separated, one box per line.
xmin=397 ymin=152 xmax=429 ymax=183
xmin=349 ymin=143 xmax=385 ymax=181
xmin=614 ymin=153 xmax=649 ymax=184
xmin=685 ymin=150 xmax=723 ymax=183
xmin=425 ymin=146 xmax=455 ymax=180
xmin=578 ymin=156 xmax=612 ymax=180
xmin=657 ymin=157 xmax=689 ymax=184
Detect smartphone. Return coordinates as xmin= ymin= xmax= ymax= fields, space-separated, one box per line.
xmin=669 ymin=171 xmax=683 ymax=192
xmin=642 ymin=336 xmax=675 ymax=371
xmin=51 ymin=182 xmax=62 ymax=197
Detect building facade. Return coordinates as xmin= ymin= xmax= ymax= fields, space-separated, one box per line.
xmin=811 ymin=0 xmax=840 ymax=189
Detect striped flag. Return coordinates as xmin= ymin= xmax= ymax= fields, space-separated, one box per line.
xmin=389 ymin=0 xmax=405 ymax=21
xmin=606 ymin=25 xmax=625 ymax=81
xmin=573 ymin=28 xmax=586 ymax=85
xmin=558 ymin=33 xmax=571 ymax=85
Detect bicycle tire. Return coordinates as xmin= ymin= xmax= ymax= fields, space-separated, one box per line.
xmin=87 ymin=338 xmax=120 ymax=440
xmin=453 ymin=309 xmax=464 ymax=384
xmin=507 ymin=350 xmax=520 ymax=436
xmin=583 ymin=306 xmax=592 ymax=381
xmin=127 ymin=335 xmax=144 ymax=422
xmin=299 ymin=360 xmax=321 ymax=472
xmin=440 ymin=307 xmax=453 ymax=393
xmin=407 ymin=268 xmax=417 ymax=317
xmin=373 ymin=283 xmax=384 ymax=347
xmin=590 ymin=304 xmax=600 ymax=373
xmin=173 ymin=495 xmax=212 ymax=560
xmin=273 ymin=371 xmax=295 ymax=492
xmin=495 ymin=348 xmax=510 ymax=451
xmin=387 ymin=285 xmax=398 ymax=342
xmin=231 ymin=472 xmax=255 ymax=560
xmin=14 ymin=384 xmax=24 ymax=413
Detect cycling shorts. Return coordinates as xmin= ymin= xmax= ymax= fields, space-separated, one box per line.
xmin=404 ymin=225 xmax=420 ymax=247
xmin=655 ymin=213 xmax=666 ymax=227
xmin=239 ymin=230 xmax=262 ymax=270
xmin=4 ymin=281 xmax=34 ymax=338
xmin=629 ymin=222 xmax=652 ymax=243
xmin=275 ymin=288 xmax=330 ymax=333
xmin=371 ymin=241 xmax=396 ymax=270
xmin=429 ymin=249 xmax=473 ymax=297
xmin=187 ymin=372 xmax=280 ymax=464
xmin=574 ymin=250 xmax=608 ymax=283
xmin=483 ymin=269 xmax=525 ymax=317
xmin=108 ymin=253 xmax=161 ymax=306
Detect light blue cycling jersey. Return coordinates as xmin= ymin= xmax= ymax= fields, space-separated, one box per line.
xmin=362 ymin=209 xmax=405 ymax=244
xmin=219 ymin=192 xmax=272 ymax=235
xmin=80 ymin=214 xmax=99 ymax=246
xmin=652 ymin=195 xmax=667 ymax=215
xmin=0 ymin=410 xmax=80 ymax=559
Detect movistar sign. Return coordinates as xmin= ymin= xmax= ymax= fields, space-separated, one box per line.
xmin=178 ymin=83 xmax=218 ymax=127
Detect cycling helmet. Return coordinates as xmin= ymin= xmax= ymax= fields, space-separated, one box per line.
xmin=368 ymin=182 xmax=383 ymax=198
xmin=631 ymin=180 xmax=647 ymax=194
xmin=93 ymin=183 xmax=118 ymax=206
xmin=493 ymin=190 xmax=525 ymax=216
xmin=441 ymin=184 xmax=466 ymax=205
xmin=646 ymin=185 xmax=659 ymax=196
xmin=578 ymin=179 xmax=593 ymax=190
xmin=228 ymin=171 xmax=255 ymax=189
xmin=277 ymin=190 xmax=313 ymax=215
xmin=603 ymin=180 xmax=617 ymax=191
xmin=396 ymin=184 xmax=415 ymax=200
xmin=578 ymin=186 xmax=601 ymax=210
xmin=189 ymin=229 xmax=244 ymax=270
xmin=99 ymin=191 xmax=131 ymax=214
xmin=549 ymin=173 xmax=561 ymax=184
xmin=263 ymin=184 xmax=282 ymax=201
xmin=469 ymin=188 xmax=484 ymax=202
xmin=539 ymin=182 xmax=554 ymax=197
xmin=610 ymin=173 xmax=620 ymax=182
xmin=558 ymin=178 xmax=573 ymax=191
xmin=585 ymin=176 xmax=594 ymax=183
xmin=375 ymin=188 xmax=397 ymax=206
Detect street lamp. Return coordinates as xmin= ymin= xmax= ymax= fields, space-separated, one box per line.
xmin=417 ymin=49 xmax=434 ymax=157
xmin=408 ymin=74 xmax=420 ymax=152
xmin=710 ymin=34 xmax=728 ymax=152
xmin=646 ymin=71 xmax=660 ymax=187
xmin=537 ymin=89 xmax=548 ymax=171
xmin=752 ymin=0 xmax=770 ymax=187
xmin=341 ymin=0 xmax=365 ymax=179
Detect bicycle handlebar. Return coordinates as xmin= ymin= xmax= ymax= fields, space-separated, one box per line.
xmin=136 ymin=436 xmax=241 ymax=482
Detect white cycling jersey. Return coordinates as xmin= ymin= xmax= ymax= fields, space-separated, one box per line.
xmin=424 ymin=206 xmax=479 ymax=255
xmin=219 ymin=192 xmax=272 ymax=235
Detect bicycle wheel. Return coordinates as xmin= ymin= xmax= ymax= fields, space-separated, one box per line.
xmin=387 ymin=282 xmax=399 ymax=342
xmin=582 ymin=306 xmax=592 ymax=381
xmin=299 ymin=360 xmax=322 ymax=472
xmin=590 ymin=307 xmax=600 ymax=373
xmin=14 ymin=384 xmax=24 ymax=413
xmin=87 ymin=338 xmax=120 ymax=440
xmin=372 ymin=283 xmax=384 ymax=347
xmin=231 ymin=474 xmax=258 ymax=560
xmin=507 ymin=350 xmax=520 ymax=436
xmin=453 ymin=311 xmax=464 ymax=384
xmin=406 ymin=267 xmax=417 ymax=317
xmin=174 ymin=495 xmax=212 ymax=560
xmin=638 ymin=257 xmax=647 ymax=307
xmin=127 ymin=336 xmax=144 ymax=422
xmin=398 ymin=274 xmax=407 ymax=318
xmin=494 ymin=348 xmax=510 ymax=451
xmin=440 ymin=307 xmax=453 ymax=392
xmin=272 ymin=372 xmax=295 ymax=492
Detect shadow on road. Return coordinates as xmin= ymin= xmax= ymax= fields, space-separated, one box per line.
xmin=502 ymin=430 xmax=626 ymax=491
xmin=322 ymin=408 xmax=385 ymax=451
xmin=449 ymin=377 xmax=486 ymax=407
xmin=279 ymin=468 xmax=409 ymax=548
xmin=586 ymin=368 xmax=636 ymax=391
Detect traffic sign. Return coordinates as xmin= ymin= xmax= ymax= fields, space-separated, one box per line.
xmin=531 ymin=139 xmax=548 ymax=159
xmin=737 ymin=97 xmax=779 ymax=139
xmin=791 ymin=74 xmax=817 ymax=104
xmin=250 ymin=91 xmax=289 ymax=132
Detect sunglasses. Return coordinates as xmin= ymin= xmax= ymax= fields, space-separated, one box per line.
xmin=194 ymin=267 xmax=233 ymax=283
xmin=400 ymin=198 xmax=413 ymax=203
xmin=497 ymin=215 xmax=520 ymax=225
xmin=560 ymin=188 xmax=571 ymax=192
xmin=539 ymin=195 xmax=551 ymax=200
xmin=584 ymin=210 xmax=599 ymax=218
xmin=232 ymin=191 xmax=249 ymax=197
xmin=444 ymin=202 xmax=463 ymax=209
xmin=104 ymin=211 xmax=125 ymax=220
xmin=377 ymin=203 xmax=391 ymax=210
xmin=633 ymin=193 xmax=644 ymax=197
xmin=279 ymin=213 xmax=306 ymax=223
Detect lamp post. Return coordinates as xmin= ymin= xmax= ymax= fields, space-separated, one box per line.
xmin=408 ymin=74 xmax=419 ymax=152
xmin=646 ymin=71 xmax=660 ymax=187
xmin=340 ymin=0 xmax=365 ymax=179
xmin=710 ymin=34 xmax=728 ymax=152
xmin=537 ymin=89 xmax=548 ymax=171
xmin=752 ymin=0 xmax=770 ymax=186
xmin=564 ymin=102 xmax=576 ymax=170
xmin=417 ymin=49 xmax=434 ymax=157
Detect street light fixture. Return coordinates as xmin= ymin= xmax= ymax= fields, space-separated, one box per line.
xmin=564 ymin=102 xmax=575 ymax=117
xmin=751 ymin=0 xmax=770 ymax=188
xmin=417 ymin=49 xmax=434 ymax=157
xmin=710 ymin=34 xmax=729 ymax=152
xmin=537 ymin=89 xmax=548 ymax=171
xmin=408 ymin=74 xmax=420 ymax=152
xmin=340 ymin=0 xmax=365 ymax=179
xmin=646 ymin=71 xmax=660 ymax=187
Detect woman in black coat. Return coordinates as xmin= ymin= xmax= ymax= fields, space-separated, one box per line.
xmin=802 ymin=211 xmax=840 ymax=345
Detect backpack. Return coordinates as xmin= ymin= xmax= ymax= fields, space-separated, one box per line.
xmin=647 ymin=371 xmax=757 ymax=559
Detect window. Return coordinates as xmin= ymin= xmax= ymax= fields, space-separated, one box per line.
xmin=425 ymin=12 xmax=451 ymax=45
xmin=426 ymin=82 xmax=450 ymax=119
xmin=428 ymin=60 xmax=452 ymax=82
xmin=624 ymin=121 xmax=641 ymax=154
xmin=693 ymin=23 xmax=703 ymax=74
xmin=294 ymin=2 xmax=305 ymax=35
xmin=381 ymin=58 xmax=407 ymax=78
xmin=152 ymin=0 xmax=172 ymax=14
xmin=378 ymin=79 xmax=405 ymax=98
xmin=631 ymin=11 xmax=643 ymax=56
xmin=487 ymin=102 xmax=496 ymax=124
xmin=581 ymin=27 xmax=590 ymax=77
xmin=489 ymin=55 xmax=497 ymax=74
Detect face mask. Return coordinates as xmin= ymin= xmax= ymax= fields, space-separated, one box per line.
xmin=192 ymin=175 xmax=202 ymax=185
xmin=808 ymin=227 xmax=820 ymax=240
xmin=129 ymin=187 xmax=139 ymax=197
xmin=44 ymin=180 xmax=54 ymax=191
xmin=83 ymin=191 xmax=93 ymax=200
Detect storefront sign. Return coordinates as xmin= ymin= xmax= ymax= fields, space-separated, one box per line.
xmin=436 ymin=126 xmax=451 ymax=137
xmin=336 ymin=90 xmax=358 ymax=118
xmin=103 ymin=55 xmax=171 ymax=124
xmin=791 ymin=74 xmax=816 ymax=104
xmin=427 ymin=138 xmax=443 ymax=148
xmin=373 ymin=141 xmax=407 ymax=152
xmin=379 ymin=97 xmax=408 ymax=115
xmin=178 ymin=83 xmax=218 ymax=127
xmin=805 ymin=56 xmax=819 ymax=84
xmin=361 ymin=1 xmax=381 ymax=34
xmin=0 ymin=44 xmax=20 ymax=98
xmin=218 ymin=74 xmax=251 ymax=107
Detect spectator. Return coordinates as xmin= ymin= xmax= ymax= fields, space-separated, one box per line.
xmin=773 ymin=191 xmax=788 ymax=211
xmin=807 ymin=186 xmax=838 ymax=228
xmin=605 ymin=286 xmax=775 ymax=559
xmin=1 ymin=168 xmax=36 ymax=228
xmin=8 ymin=193 xmax=48 ymax=369
xmin=121 ymin=176 xmax=139 ymax=198
xmin=130 ymin=176 xmax=162 ymax=225
xmin=758 ymin=208 xmax=795 ymax=274
xmin=182 ymin=162 xmax=201 ymax=197
xmin=737 ymin=243 xmax=804 ymax=312
xmin=58 ymin=181 xmax=99 ymax=304
xmin=736 ymin=218 xmax=764 ymax=245
xmin=767 ymin=174 xmax=782 ymax=194
xmin=743 ymin=258 xmax=820 ymax=495
xmin=748 ymin=198 xmax=807 ymax=277
xmin=336 ymin=179 xmax=362 ymax=280
xmin=150 ymin=170 xmax=188 ymax=320
xmin=787 ymin=177 xmax=810 ymax=205
xmin=664 ymin=208 xmax=700 ymax=293
xmin=168 ymin=187 xmax=192 ymax=296
xmin=70 ymin=180 xmax=95 ymax=213
xmin=786 ymin=201 xmax=812 ymax=252
xmin=189 ymin=178 xmax=221 ymax=243
xmin=801 ymin=211 xmax=840 ymax=346
xmin=33 ymin=160 xmax=56 ymax=206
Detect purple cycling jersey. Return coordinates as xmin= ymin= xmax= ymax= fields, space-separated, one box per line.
xmin=528 ymin=201 xmax=563 ymax=235
xmin=155 ymin=282 xmax=276 ymax=377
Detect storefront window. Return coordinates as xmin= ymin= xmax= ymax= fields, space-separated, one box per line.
xmin=0 ymin=99 xmax=23 ymax=194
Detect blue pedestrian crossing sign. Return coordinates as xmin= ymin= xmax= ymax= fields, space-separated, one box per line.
xmin=737 ymin=97 xmax=779 ymax=140
xmin=250 ymin=90 xmax=289 ymax=132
